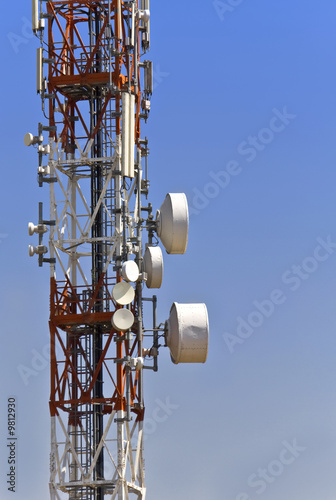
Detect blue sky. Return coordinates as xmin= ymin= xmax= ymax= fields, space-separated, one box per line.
xmin=1 ymin=1 xmax=336 ymax=499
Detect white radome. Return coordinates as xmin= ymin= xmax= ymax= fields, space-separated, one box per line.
xmin=122 ymin=260 xmax=140 ymax=283
xmin=112 ymin=281 xmax=135 ymax=305
xmin=143 ymin=246 xmax=163 ymax=288
xmin=112 ymin=308 xmax=135 ymax=332
xmin=156 ymin=193 xmax=189 ymax=254
xmin=166 ymin=302 xmax=209 ymax=364
xmin=24 ymin=132 xmax=34 ymax=147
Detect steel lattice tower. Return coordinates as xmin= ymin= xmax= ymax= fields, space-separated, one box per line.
xmin=26 ymin=2 xmax=209 ymax=499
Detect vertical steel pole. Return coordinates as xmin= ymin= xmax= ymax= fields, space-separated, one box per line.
xmin=91 ymin=7 xmax=104 ymax=500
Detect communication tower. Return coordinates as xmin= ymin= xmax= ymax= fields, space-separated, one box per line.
xmin=26 ymin=1 xmax=209 ymax=499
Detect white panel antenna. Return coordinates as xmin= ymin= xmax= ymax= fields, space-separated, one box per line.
xmin=121 ymin=93 xmax=135 ymax=178
xmin=37 ymin=48 xmax=43 ymax=94
xmin=32 ymin=0 xmax=39 ymax=32
xmin=129 ymin=94 xmax=135 ymax=178
xmin=122 ymin=92 xmax=129 ymax=176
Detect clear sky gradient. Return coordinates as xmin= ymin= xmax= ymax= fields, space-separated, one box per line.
xmin=1 ymin=1 xmax=336 ymax=499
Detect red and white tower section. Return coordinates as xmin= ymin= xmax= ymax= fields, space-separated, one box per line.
xmin=26 ymin=2 xmax=209 ymax=499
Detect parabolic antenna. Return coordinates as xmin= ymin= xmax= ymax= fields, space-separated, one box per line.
xmin=112 ymin=309 xmax=134 ymax=332
xmin=112 ymin=282 xmax=135 ymax=305
xmin=166 ymin=302 xmax=209 ymax=364
xmin=156 ymin=193 xmax=189 ymax=254
xmin=24 ymin=133 xmax=34 ymax=147
xmin=122 ymin=260 xmax=140 ymax=283
xmin=29 ymin=245 xmax=35 ymax=257
xmin=28 ymin=222 xmax=36 ymax=236
xmin=143 ymin=246 xmax=163 ymax=288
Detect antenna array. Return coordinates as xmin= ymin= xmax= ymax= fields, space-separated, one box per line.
xmin=26 ymin=2 xmax=209 ymax=498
